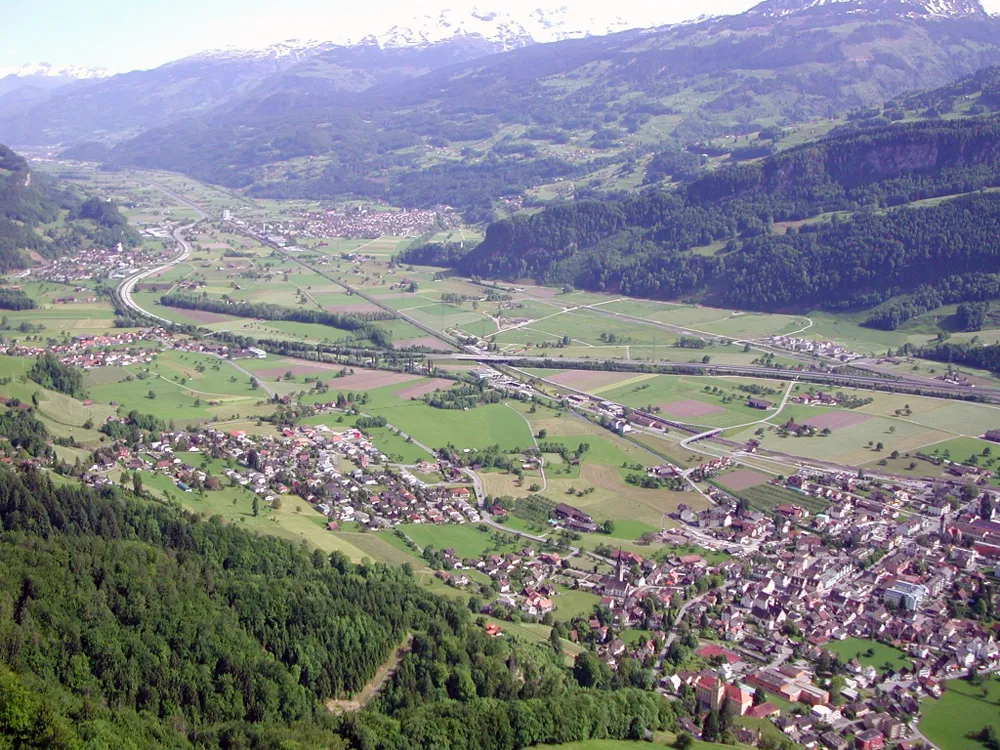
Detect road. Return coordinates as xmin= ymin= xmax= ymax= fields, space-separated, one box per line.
xmin=117 ymin=221 xmax=197 ymax=325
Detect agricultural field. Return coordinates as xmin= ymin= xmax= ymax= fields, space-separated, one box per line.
xmin=498 ymin=400 xmax=708 ymax=528
xmin=717 ymin=482 xmax=828 ymax=515
xmin=730 ymin=409 xmax=951 ymax=467
xmin=85 ymin=349 xmax=279 ymax=425
xmin=588 ymin=374 xmax=790 ymax=429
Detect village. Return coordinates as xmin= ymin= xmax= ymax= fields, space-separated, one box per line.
xmin=227 ymin=203 xmax=459 ymax=241
xmin=71 ymin=376 xmax=1000 ymax=750
xmin=0 ymin=327 xmax=265 ymax=369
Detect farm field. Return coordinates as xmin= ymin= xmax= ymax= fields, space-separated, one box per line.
xmin=731 ymin=411 xmax=951 ymax=466
xmin=595 ymin=375 xmax=789 ymax=429
xmin=500 ymin=400 xmax=707 ymax=526
xmin=718 ymin=482 xmax=828 ymax=514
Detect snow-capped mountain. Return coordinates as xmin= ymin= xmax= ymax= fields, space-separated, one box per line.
xmin=0 ymin=62 xmax=109 ymax=81
xmin=369 ymin=6 xmax=638 ymax=50
xmin=746 ymin=0 xmax=987 ymax=18
xmin=190 ymin=6 xmax=648 ymax=60
xmin=185 ymin=39 xmax=337 ymax=65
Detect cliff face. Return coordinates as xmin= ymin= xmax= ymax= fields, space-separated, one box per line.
xmin=685 ymin=118 xmax=1000 ymax=202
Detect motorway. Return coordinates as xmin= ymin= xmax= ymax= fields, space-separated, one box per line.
xmin=116 ymin=182 xmax=208 ymax=325
xmin=117 ymin=220 xmax=197 ymax=324
xmin=460 ymin=353 xmax=1000 ymax=403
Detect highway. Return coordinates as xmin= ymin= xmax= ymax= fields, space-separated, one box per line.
xmin=117 ymin=220 xmax=197 ymax=324
xmin=115 ymin=182 xmax=208 ymax=324
xmin=459 ymin=353 xmax=1000 ymax=403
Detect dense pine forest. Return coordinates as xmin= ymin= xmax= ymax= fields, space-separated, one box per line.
xmin=399 ymin=116 xmax=1000 ymax=317
xmin=0 ymin=465 xmax=680 ymax=749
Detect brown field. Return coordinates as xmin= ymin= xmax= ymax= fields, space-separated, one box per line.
xmin=393 ymin=336 xmax=452 ymax=350
xmin=803 ymin=411 xmax=872 ymax=431
xmin=659 ymin=399 xmax=725 ymax=417
xmin=719 ymin=469 xmax=770 ymax=491
xmin=546 ymin=370 xmax=632 ymax=391
xmin=396 ymin=378 xmax=455 ymax=400
xmin=257 ymin=361 xmax=419 ymax=390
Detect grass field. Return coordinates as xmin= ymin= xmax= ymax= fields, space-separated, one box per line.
xmin=824 ymin=638 xmax=910 ymax=673
xmin=920 ymin=678 xmax=1000 ymax=750
xmin=139 ymin=470 xmax=372 ymax=561
xmin=399 ymin=523 xmax=515 ymax=559
xmin=732 ymin=411 xmax=950 ymax=466
xmin=552 ymin=588 xmax=602 ymax=620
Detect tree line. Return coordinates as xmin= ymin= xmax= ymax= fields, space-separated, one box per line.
xmin=160 ymin=293 xmax=395 ymax=348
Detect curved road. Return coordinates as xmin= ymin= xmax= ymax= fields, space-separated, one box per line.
xmin=117 ymin=220 xmax=198 ymax=325
xmin=117 ymin=182 xmax=208 ymax=324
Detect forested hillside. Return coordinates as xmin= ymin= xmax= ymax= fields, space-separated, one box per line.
xmin=417 ymin=116 xmax=1000 ymax=318
xmin=0 ymin=144 xmax=138 ymax=271
xmin=0 ymin=465 xmax=679 ymax=749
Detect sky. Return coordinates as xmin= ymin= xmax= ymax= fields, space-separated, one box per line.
xmin=4 ymin=0 xmax=1000 ymax=73
xmin=1 ymin=0 xmax=770 ymax=72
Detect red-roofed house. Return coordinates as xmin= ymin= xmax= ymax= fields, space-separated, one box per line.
xmin=723 ymin=684 xmax=753 ymax=716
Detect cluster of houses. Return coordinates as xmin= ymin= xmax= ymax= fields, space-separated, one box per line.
xmin=91 ymin=421 xmax=492 ymax=531
xmin=1 ymin=327 xmax=266 ymax=371
xmin=1 ymin=328 xmax=173 ymax=368
xmin=767 ymin=336 xmax=862 ymax=362
xmin=230 ymin=203 xmax=459 ymax=241
xmin=29 ymin=240 xmax=166 ymax=283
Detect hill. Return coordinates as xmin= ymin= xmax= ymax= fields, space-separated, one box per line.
xmin=399 ymin=115 xmax=1000 ymax=321
xmin=0 ymin=143 xmax=137 ymax=271
xmin=0 ymin=463 xmax=677 ymax=749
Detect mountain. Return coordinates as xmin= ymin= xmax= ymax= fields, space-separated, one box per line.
xmin=403 ymin=114 xmax=1000 ymax=323
xmin=369 ymin=6 xmax=638 ymax=50
xmin=85 ymin=0 xmax=1000 ymax=218
xmin=0 ymin=6 xmax=653 ymax=148
xmin=0 ymin=62 xmax=108 ymax=96
xmin=745 ymin=0 xmax=988 ymax=18
xmin=0 ymin=143 xmax=137 ymax=271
